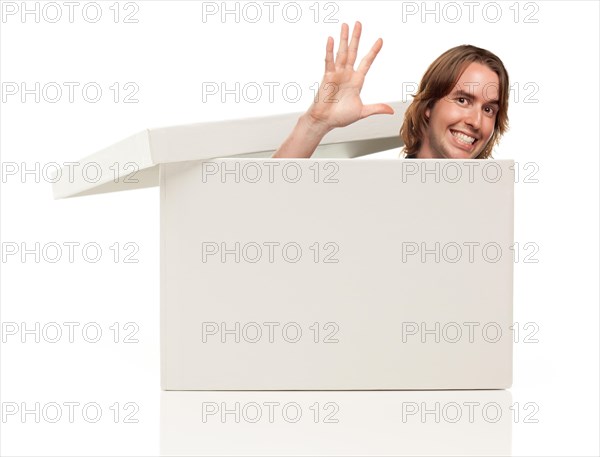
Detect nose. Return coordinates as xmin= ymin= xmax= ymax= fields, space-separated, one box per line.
xmin=464 ymin=107 xmax=482 ymax=130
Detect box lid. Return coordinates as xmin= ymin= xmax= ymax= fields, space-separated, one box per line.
xmin=52 ymin=101 xmax=407 ymax=199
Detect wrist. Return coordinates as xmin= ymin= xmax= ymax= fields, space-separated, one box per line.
xmin=299 ymin=113 xmax=334 ymax=137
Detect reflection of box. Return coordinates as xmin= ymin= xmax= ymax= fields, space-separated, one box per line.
xmin=54 ymin=101 xmax=513 ymax=390
xmin=160 ymin=390 xmax=512 ymax=455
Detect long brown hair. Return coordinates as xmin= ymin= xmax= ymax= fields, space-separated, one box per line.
xmin=400 ymin=45 xmax=509 ymax=159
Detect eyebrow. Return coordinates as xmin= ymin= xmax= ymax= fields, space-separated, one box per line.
xmin=451 ymin=89 xmax=500 ymax=107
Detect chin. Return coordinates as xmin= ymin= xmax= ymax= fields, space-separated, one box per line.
xmin=444 ymin=149 xmax=475 ymax=159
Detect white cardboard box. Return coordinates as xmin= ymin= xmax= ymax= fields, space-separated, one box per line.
xmin=54 ymin=101 xmax=513 ymax=390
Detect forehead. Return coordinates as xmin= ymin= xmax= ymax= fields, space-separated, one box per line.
xmin=453 ymin=62 xmax=500 ymax=100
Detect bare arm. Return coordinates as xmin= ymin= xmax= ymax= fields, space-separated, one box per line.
xmin=272 ymin=21 xmax=394 ymax=159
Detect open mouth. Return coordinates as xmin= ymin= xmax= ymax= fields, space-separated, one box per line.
xmin=450 ymin=129 xmax=478 ymax=147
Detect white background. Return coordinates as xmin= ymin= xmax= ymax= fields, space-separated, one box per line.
xmin=1 ymin=0 xmax=598 ymax=455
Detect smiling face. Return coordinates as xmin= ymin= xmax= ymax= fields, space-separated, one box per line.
xmin=416 ymin=62 xmax=500 ymax=159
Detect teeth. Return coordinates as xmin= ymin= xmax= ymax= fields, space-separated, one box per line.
xmin=451 ymin=130 xmax=476 ymax=145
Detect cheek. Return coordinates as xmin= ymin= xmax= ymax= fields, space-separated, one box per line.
xmin=430 ymin=103 xmax=458 ymax=128
xmin=483 ymin=118 xmax=496 ymax=138
xmin=439 ymin=104 xmax=464 ymax=125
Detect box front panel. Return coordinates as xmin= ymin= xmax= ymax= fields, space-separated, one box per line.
xmin=161 ymin=159 xmax=513 ymax=390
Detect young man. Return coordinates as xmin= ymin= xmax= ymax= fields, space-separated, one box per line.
xmin=272 ymin=22 xmax=509 ymax=159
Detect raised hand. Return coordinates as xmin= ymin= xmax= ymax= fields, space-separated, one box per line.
xmin=305 ymin=21 xmax=394 ymax=131
xmin=272 ymin=21 xmax=393 ymax=159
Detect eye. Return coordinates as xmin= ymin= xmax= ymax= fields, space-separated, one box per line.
xmin=484 ymin=106 xmax=497 ymax=116
xmin=457 ymin=97 xmax=468 ymax=104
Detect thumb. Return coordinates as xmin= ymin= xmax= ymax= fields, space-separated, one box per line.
xmin=360 ymin=103 xmax=395 ymax=119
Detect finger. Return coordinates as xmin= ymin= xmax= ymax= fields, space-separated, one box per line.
xmin=335 ymin=22 xmax=349 ymax=68
xmin=357 ymin=38 xmax=383 ymax=76
xmin=346 ymin=21 xmax=362 ymax=68
xmin=324 ymin=36 xmax=335 ymax=73
xmin=360 ymin=103 xmax=395 ymax=120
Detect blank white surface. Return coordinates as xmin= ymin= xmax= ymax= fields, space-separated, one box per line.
xmin=160 ymin=159 xmax=513 ymax=390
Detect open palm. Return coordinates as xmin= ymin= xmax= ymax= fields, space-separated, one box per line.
xmin=306 ymin=22 xmax=394 ymax=130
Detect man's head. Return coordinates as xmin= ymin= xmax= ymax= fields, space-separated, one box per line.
xmin=400 ymin=45 xmax=509 ymax=159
